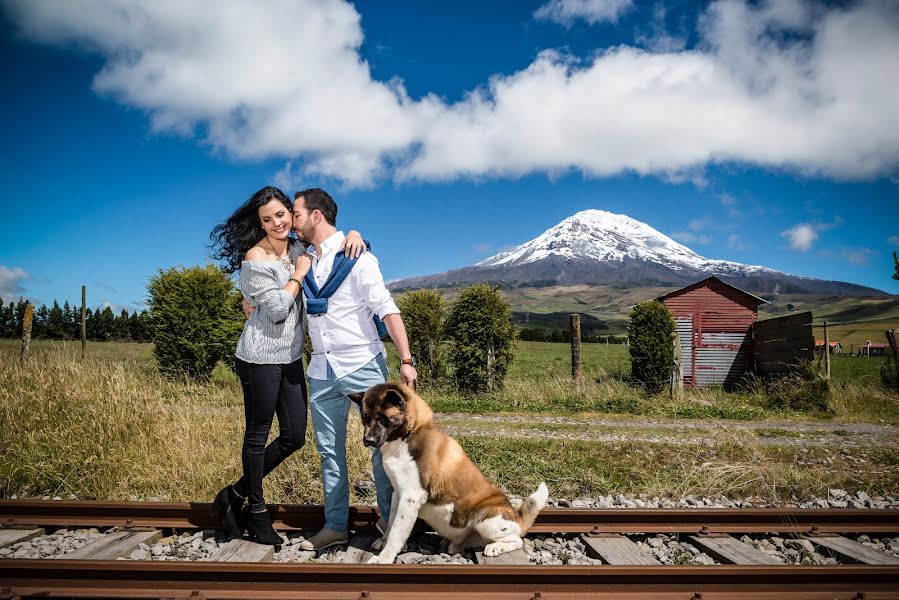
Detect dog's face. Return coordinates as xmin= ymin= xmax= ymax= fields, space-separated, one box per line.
xmin=348 ymin=383 xmax=409 ymax=448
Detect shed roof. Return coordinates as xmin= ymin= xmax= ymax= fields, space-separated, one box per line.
xmin=656 ymin=276 xmax=770 ymax=306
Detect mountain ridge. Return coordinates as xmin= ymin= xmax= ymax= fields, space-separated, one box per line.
xmin=389 ymin=209 xmax=886 ymax=297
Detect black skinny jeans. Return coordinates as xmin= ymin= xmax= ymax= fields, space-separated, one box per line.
xmin=233 ymin=357 xmax=308 ymax=513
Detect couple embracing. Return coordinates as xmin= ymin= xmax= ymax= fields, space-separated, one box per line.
xmin=209 ymin=186 xmax=417 ymax=548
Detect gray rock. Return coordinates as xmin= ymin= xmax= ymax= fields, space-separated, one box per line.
xmin=396 ymin=552 xmax=424 ymax=564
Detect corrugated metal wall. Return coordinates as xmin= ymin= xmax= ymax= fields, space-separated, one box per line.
xmin=662 ymin=279 xmax=759 ymax=388
xmin=695 ymin=331 xmax=752 ymax=387
xmin=675 ymin=317 xmax=693 ymax=387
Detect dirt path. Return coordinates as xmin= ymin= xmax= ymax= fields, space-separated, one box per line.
xmin=436 ymin=413 xmax=899 ymax=448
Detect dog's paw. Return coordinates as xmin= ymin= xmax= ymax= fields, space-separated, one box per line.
xmin=484 ymin=542 xmax=513 ymax=557
xmin=447 ymin=542 xmax=461 ymax=554
xmin=367 ymin=553 xmax=395 ymax=564
xmin=370 ymin=537 xmax=386 ymax=551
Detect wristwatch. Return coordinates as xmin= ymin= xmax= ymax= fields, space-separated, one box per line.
xmin=400 ymin=356 xmax=417 ymax=367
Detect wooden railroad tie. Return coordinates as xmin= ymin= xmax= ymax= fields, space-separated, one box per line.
xmin=65 ymin=530 xmax=162 ymax=561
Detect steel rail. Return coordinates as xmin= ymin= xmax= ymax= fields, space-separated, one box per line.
xmin=2 ymin=560 xmax=899 ymax=600
xmin=2 ymin=500 xmax=898 ymax=533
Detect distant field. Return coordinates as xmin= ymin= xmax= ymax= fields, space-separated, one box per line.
xmin=0 ymin=339 xmax=153 ymax=363
xmin=398 ymin=285 xmax=899 ymax=340
xmin=2 ymin=337 xmax=889 ymax=392
xmin=761 ymin=296 xmax=899 ymax=349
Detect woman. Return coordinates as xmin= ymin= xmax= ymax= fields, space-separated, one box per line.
xmin=209 ymin=185 xmax=366 ymax=545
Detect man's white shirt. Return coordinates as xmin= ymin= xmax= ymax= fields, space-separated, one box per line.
xmin=305 ymin=231 xmax=400 ymax=380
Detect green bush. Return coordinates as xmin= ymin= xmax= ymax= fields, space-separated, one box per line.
xmin=627 ymin=301 xmax=676 ymax=393
xmin=147 ymin=265 xmax=245 ymax=380
xmin=443 ymin=284 xmax=516 ymax=393
xmin=763 ymin=363 xmax=831 ymax=412
xmin=397 ymin=289 xmax=446 ymax=383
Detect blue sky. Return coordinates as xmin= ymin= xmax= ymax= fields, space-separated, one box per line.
xmin=1 ymin=0 xmax=898 ymax=312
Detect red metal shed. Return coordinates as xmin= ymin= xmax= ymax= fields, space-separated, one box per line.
xmin=657 ymin=277 xmax=769 ymax=388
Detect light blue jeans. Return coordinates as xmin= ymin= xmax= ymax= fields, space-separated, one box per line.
xmin=308 ymin=354 xmax=393 ymax=532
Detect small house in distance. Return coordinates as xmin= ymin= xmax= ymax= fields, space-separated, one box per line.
xmin=657 ymin=277 xmax=769 ymax=388
xmin=816 ymin=340 xmax=843 ymax=355
xmin=859 ymin=341 xmax=887 ymax=357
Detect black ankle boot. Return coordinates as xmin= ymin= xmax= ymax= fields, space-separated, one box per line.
xmin=210 ymin=486 xmax=245 ymax=540
xmin=246 ymin=510 xmax=283 ymax=546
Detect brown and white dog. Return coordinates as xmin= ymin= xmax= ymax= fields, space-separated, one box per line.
xmin=349 ymin=382 xmax=548 ymax=564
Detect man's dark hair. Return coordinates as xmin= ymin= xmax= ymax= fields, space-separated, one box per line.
xmin=295 ymin=188 xmax=337 ymax=226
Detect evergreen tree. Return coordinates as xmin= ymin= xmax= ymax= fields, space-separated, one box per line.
xmin=62 ymin=301 xmax=76 ymax=339
xmin=15 ymin=299 xmax=26 ymax=335
xmin=627 ymin=301 xmax=676 ymax=393
xmin=84 ymin=308 xmax=95 ymax=339
xmin=396 ymin=289 xmax=445 ymax=382
xmin=443 ymin=284 xmax=516 ymax=393
xmin=128 ymin=311 xmax=144 ymax=341
xmin=117 ymin=308 xmax=131 ymax=340
xmin=94 ymin=306 xmax=115 ymax=341
xmin=47 ymin=301 xmax=65 ymax=339
xmin=33 ymin=304 xmax=50 ymax=339
xmin=893 ymin=251 xmax=899 ymax=281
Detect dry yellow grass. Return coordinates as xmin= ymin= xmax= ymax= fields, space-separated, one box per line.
xmin=2 ymin=341 xmax=896 ymax=502
xmin=0 ymin=347 xmax=373 ymax=504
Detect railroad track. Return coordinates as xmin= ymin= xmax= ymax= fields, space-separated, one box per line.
xmin=1 ymin=500 xmax=898 ymax=599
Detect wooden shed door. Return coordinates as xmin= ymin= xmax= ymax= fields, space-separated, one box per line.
xmin=675 ymin=317 xmax=694 ymax=387
xmin=694 ymin=312 xmax=751 ymax=387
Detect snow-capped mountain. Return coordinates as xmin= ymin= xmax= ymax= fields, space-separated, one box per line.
xmin=476 ymin=210 xmax=776 ymax=277
xmin=389 ymin=210 xmax=884 ymax=297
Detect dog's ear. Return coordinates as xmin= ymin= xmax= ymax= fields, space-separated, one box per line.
xmin=383 ymin=388 xmax=406 ymax=410
xmin=347 ymin=392 xmax=365 ymax=406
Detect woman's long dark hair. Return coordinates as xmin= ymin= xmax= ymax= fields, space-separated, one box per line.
xmin=210 ymin=186 xmax=295 ymax=274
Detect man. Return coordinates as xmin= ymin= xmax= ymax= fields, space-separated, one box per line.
xmin=292 ymin=187 xmax=417 ymax=551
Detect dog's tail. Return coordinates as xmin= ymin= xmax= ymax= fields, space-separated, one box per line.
xmin=516 ymin=482 xmax=549 ymax=534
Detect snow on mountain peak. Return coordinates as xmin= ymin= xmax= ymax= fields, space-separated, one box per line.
xmin=477 ymin=209 xmax=775 ymax=276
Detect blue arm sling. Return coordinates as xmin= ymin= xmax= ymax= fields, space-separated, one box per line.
xmin=302 ymin=243 xmax=388 ymax=338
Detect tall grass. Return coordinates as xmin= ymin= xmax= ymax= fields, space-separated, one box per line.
xmin=1 ymin=340 xmax=896 ymax=502
xmin=0 ymin=346 xmax=373 ymax=504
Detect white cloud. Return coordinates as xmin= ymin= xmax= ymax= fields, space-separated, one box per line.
xmin=688 ymin=218 xmax=710 ymax=232
xmin=727 ymin=233 xmax=745 ymax=250
xmin=0 ymin=266 xmax=31 ymax=303
xmin=4 ymin=0 xmax=430 ymax=188
xmin=100 ymin=299 xmax=137 ymax=314
xmin=635 ymin=3 xmax=686 ymax=53
xmin=670 ymin=231 xmax=711 ymax=245
xmin=842 ymin=247 xmax=875 ymax=265
xmin=887 ymin=235 xmax=899 ymax=246
xmin=719 ymin=194 xmax=742 ymax=218
xmin=534 ymin=0 xmax=635 ymax=26
xmin=6 ymin=0 xmax=899 ymax=188
xmin=781 ymin=223 xmax=818 ymax=251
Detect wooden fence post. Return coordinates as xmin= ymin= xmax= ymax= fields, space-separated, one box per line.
xmin=823 ymin=320 xmax=831 ymax=382
xmin=570 ymin=314 xmax=583 ymax=383
xmin=81 ymin=285 xmax=87 ymax=359
xmin=886 ymin=329 xmax=899 ymax=391
xmin=20 ymin=302 xmax=34 ymax=367
xmin=670 ymin=330 xmax=683 ymax=400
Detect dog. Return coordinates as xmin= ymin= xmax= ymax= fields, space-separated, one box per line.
xmin=348 ymin=382 xmax=548 ymax=564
